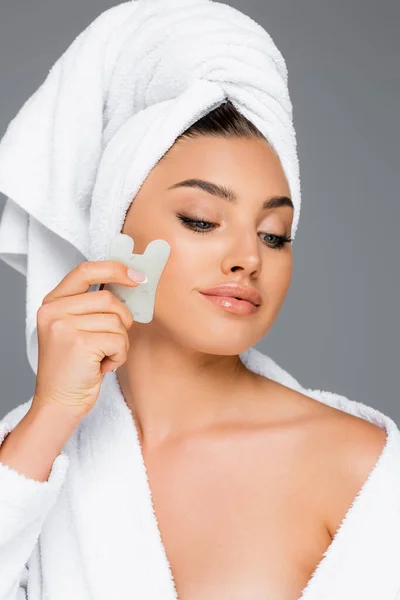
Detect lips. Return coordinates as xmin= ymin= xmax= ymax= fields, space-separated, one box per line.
xmin=199 ymin=284 xmax=262 ymax=307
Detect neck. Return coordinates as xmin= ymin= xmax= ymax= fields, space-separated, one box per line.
xmin=115 ymin=324 xmax=258 ymax=451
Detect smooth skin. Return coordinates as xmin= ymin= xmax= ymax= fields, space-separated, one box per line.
xmin=112 ymin=135 xmax=387 ymax=600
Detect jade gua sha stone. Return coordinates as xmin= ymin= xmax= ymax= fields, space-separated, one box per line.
xmin=101 ymin=233 xmax=171 ymax=323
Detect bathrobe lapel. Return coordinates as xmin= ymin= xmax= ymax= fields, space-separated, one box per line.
xmin=67 ymin=347 xmax=400 ymax=600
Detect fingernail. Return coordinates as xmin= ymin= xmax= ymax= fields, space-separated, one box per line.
xmin=127 ymin=268 xmax=147 ymax=283
xmin=112 ymin=368 xmax=117 ymax=372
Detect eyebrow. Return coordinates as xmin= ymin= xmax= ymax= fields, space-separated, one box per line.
xmin=167 ymin=178 xmax=294 ymax=211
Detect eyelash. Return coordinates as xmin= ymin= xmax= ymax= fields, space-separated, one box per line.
xmin=176 ymin=214 xmax=292 ymax=251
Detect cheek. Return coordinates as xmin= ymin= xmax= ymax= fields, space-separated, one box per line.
xmin=264 ymin=256 xmax=292 ymax=304
xmin=155 ymin=244 xmax=197 ymax=300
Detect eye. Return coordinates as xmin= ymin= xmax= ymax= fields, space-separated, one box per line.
xmin=176 ymin=214 xmax=292 ymax=251
xmin=176 ymin=214 xmax=215 ymax=233
xmin=261 ymin=233 xmax=292 ymax=250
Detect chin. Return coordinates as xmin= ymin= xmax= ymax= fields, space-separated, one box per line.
xmin=171 ymin=321 xmax=264 ymax=356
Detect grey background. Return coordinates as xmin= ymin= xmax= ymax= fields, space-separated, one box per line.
xmin=0 ymin=1 xmax=399 ymax=421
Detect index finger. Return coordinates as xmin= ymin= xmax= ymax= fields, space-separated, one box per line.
xmin=42 ymin=260 xmax=139 ymax=303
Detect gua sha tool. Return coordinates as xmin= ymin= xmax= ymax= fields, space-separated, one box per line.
xmin=101 ymin=233 xmax=171 ymax=323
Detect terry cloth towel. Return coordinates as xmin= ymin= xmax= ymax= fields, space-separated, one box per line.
xmin=0 ymin=0 xmax=301 ymax=376
xmin=1 ymin=346 xmax=400 ymax=600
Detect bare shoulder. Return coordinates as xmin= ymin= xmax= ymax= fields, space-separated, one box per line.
xmin=263 ymin=377 xmax=387 ymax=455
xmin=280 ymin=380 xmax=388 ymax=476
xmin=329 ymin=407 xmax=388 ymax=470
xmin=317 ymin=404 xmax=387 ymax=537
xmin=286 ymin=384 xmax=388 ymax=536
xmin=257 ymin=378 xmax=388 ymax=536
xmin=301 ymin=386 xmax=387 ymax=469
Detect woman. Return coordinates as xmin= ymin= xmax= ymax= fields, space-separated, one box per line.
xmin=0 ymin=2 xmax=398 ymax=600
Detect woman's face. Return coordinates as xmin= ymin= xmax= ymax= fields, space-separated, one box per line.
xmin=122 ymin=134 xmax=294 ymax=355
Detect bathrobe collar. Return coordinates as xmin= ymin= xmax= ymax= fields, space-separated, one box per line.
xmin=66 ymin=347 xmax=400 ymax=600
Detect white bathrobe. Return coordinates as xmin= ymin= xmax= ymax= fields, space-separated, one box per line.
xmin=1 ymin=346 xmax=400 ymax=600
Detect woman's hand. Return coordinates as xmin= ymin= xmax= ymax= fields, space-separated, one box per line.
xmin=32 ymin=260 xmax=143 ymax=420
